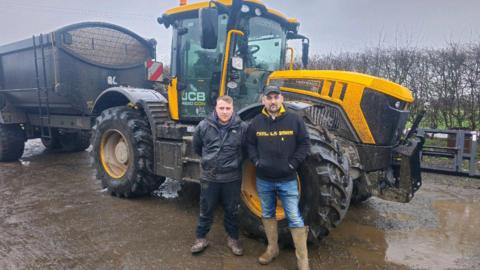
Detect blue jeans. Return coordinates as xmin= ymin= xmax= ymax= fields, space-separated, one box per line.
xmin=256 ymin=178 xmax=304 ymax=228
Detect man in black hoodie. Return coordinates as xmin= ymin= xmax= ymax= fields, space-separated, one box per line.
xmin=247 ymin=86 xmax=310 ymax=270
xmin=191 ymin=95 xmax=248 ymax=256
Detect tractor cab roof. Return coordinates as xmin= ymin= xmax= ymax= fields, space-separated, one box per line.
xmin=159 ymin=0 xmax=299 ymax=32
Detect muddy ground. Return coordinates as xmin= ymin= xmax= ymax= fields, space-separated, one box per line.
xmin=1 ymin=140 xmax=479 ymax=270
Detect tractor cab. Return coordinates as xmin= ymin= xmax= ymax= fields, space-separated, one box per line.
xmin=158 ymin=0 xmax=306 ymax=122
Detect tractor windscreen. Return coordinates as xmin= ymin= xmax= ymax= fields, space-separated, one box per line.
xmin=245 ymin=17 xmax=285 ymax=71
xmin=227 ymin=16 xmax=286 ymax=110
xmin=175 ymin=14 xmax=228 ymax=119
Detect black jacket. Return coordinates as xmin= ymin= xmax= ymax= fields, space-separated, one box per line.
xmin=246 ymin=107 xmax=310 ymax=182
xmin=193 ymin=112 xmax=248 ymax=182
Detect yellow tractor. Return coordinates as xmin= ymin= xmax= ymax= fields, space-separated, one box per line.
xmin=91 ymin=0 xmax=424 ymax=243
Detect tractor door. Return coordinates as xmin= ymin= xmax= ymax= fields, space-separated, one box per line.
xmin=172 ymin=15 xmax=228 ymax=121
xmin=226 ymin=16 xmax=286 ymax=110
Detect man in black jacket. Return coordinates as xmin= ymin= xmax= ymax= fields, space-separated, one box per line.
xmin=191 ymin=95 xmax=248 ymax=256
xmin=247 ymin=86 xmax=310 ymax=270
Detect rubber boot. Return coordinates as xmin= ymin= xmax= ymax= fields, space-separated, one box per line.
xmin=290 ymin=226 xmax=309 ymax=270
xmin=258 ymin=218 xmax=279 ymax=265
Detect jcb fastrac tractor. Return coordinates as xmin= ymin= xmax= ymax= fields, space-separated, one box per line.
xmin=0 ymin=0 xmax=424 ymax=243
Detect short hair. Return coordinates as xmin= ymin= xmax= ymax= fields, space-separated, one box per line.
xmin=216 ymin=95 xmax=233 ymax=105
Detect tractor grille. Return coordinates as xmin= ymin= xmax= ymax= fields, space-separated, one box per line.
xmin=305 ymin=104 xmax=358 ymax=142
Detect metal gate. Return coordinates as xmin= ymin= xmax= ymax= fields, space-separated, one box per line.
xmin=418 ymin=129 xmax=479 ymax=177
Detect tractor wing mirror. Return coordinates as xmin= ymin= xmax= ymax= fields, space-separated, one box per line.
xmin=199 ymin=7 xmax=218 ymax=49
xmin=286 ymin=32 xmax=310 ymax=68
xmin=302 ymin=40 xmax=309 ymax=68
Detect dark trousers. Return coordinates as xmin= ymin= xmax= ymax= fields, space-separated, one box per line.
xmin=195 ymin=180 xmax=241 ymax=240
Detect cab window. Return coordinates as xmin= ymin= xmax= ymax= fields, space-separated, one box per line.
xmin=176 ymin=15 xmax=228 ymax=119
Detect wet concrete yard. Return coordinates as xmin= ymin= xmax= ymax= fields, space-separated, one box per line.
xmin=1 ymin=140 xmax=480 ymax=270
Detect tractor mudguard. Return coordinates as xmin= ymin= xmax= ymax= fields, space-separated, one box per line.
xmin=92 ymin=87 xmax=170 ymax=150
xmin=92 ymin=87 xmax=167 ymax=115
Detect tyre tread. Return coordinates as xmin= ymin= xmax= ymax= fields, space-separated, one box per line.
xmin=0 ymin=124 xmax=25 ymax=161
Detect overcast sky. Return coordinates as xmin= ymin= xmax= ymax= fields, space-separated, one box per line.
xmin=1 ymin=0 xmax=479 ymax=63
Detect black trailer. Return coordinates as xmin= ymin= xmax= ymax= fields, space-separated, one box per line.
xmin=0 ymin=22 xmax=159 ymax=161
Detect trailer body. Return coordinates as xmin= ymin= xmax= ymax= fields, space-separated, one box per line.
xmin=0 ymin=22 xmax=159 ymax=158
xmin=0 ymin=22 xmax=155 ymax=118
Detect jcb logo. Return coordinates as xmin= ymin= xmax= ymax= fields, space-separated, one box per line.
xmin=182 ymin=92 xmax=206 ymax=102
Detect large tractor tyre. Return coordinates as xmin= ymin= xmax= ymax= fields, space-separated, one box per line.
xmin=239 ymin=124 xmax=353 ymax=245
xmin=58 ymin=131 xmax=91 ymax=152
xmin=0 ymin=124 xmax=26 ymax=162
xmin=92 ymin=106 xmax=165 ymax=197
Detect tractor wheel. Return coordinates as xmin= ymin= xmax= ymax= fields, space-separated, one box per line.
xmin=0 ymin=124 xmax=26 ymax=161
xmin=92 ymin=106 xmax=164 ymax=197
xmin=58 ymin=130 xmax=91 ymax=152
xmin=239 ymin=124 xmax=352 ymax=245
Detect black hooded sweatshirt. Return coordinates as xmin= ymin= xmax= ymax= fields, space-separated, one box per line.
xmin=246 ymin=106 xmax=310 ymax=182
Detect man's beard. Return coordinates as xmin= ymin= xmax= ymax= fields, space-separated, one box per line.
xmin=267 ymin=105 xmax=280 ymax=114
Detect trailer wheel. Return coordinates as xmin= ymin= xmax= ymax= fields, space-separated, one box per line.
xmin=58 ymin=131 xmax=91 ymax=152
xmin=41 ymin=129 xmax=61 ymax=150
xmin=41 ymin=129 xmax=90 ymax=152
xmin=0 ymin=124 xmax=26 ymax=162
xmin=239 ymin=124 xmax=352 ymax=245
xmin=92 ymin=106 xmax=164 ymax=197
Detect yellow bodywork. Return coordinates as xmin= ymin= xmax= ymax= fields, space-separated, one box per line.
xmin=168 ymin=77 xmax=180 ymax=120
xmin=163 ymin=0 xmax=298 ymax=26
xmin=219 ymin=30 xmax=245 ymax=97
xmin=268 ymin=70 xmax=414 ymax=144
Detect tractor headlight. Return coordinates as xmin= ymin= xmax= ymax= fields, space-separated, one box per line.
xmin=241 ymin=4 xmax=250 ymax=13
xmin=255 ymin=8 xmax=262 ymax=16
